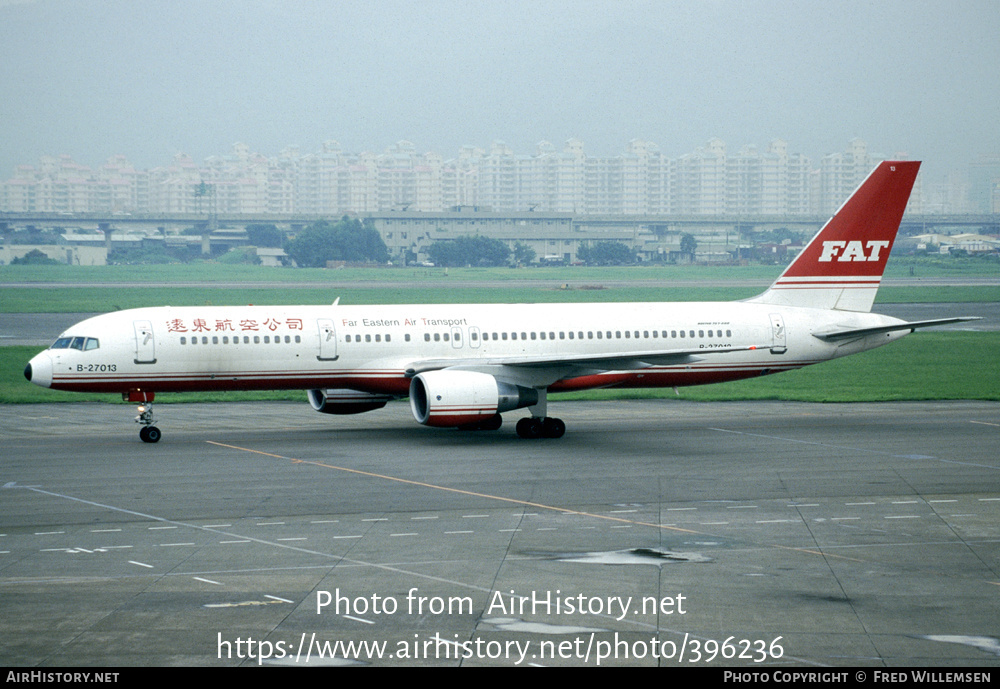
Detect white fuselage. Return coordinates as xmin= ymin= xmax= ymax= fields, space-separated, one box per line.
xmin=26 ymin=300 xmax=908 ymax=397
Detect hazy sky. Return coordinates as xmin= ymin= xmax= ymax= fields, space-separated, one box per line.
xmin=2 ymin=0 xmax=998 ymax=180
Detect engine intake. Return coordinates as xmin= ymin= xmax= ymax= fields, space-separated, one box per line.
xmin=409 ymin=370 xmax=538 ymax=427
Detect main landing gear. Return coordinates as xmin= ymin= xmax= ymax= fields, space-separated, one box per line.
xmin=514 ymin=389 xmax=565 ymax=439
xmin=515 ymin=416 xmax=566 ymax=439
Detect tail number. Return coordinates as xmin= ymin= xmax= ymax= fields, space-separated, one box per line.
xmin=818 ymin=240 xmax=890 ymax=262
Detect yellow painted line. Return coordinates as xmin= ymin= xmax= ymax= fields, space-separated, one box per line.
xmin=205 ymin=439 xmax=867 ymax=562
xmin=206 ymin=440 xmax=702 ymax=534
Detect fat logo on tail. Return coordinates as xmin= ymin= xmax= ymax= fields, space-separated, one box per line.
xmin=751 ymin=160 xmax=920 ymax=312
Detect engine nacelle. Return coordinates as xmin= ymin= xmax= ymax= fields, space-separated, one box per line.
xmin=409 ymin=370 xmax=538 ymax=427
xmin=307 ymin=389 xmax=394 ymax=415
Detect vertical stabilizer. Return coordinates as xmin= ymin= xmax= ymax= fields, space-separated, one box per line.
xmin=750 ymin=161 xmax=920 ymax=312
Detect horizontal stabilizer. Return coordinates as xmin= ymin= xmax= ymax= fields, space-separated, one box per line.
xmin=812 ymin=317 xmax=981 ymax=342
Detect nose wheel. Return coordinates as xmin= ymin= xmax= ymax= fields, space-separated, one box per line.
xmin=135 ymin=402 xmax=161 ymax=443
xmin=139 ymin=425 xmax=162 ymax=443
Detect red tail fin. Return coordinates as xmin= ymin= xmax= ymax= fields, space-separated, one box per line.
xmin=751 ymin=161 xmax=920 ymax=312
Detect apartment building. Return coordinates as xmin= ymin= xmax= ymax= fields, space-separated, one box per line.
xmin=1 ymin=138 xmax=931 ymax=216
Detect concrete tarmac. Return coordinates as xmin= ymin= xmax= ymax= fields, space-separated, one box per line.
xmin=1 ymin=399 xmax=999 ymax=667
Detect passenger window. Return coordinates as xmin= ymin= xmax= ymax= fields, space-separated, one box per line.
xmin=213 ymin=336 xmax=219 ymax=344
xmin=180 ymin=337 xmax=187 ymax=345
xmin=434 ymin=333 xmax=440 ymax=341
xmin=375 ymin=334 xmax=381 ymax=342
xmin=223 ymin=336 xmax=229 ymax=344
xmin=424 ymin=333 xmax=430 ymax=341
xmin=295 ymin=335 xmax=301 ymax=343
xmin=680 ymin=331 xmax=685 ymax=338
xmin=385 ymin=334 xmax=391 ymax=342
xmin=443 ymin=333 xmax=449 ymax=342
xmin=254 ymin=336 xmax=260 ymax=344
xmin=202 ymin=336 xmax=208 ymax=344
xmin=366 ymin=334 xmax=372 ymax=343
xmin=502 ymin=333 xmax=508 ymax=340
xmin=405 ymin=334 xmax=411 ymax=342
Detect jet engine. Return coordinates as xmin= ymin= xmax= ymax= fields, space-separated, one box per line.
xmin=307 ymin=389 xmax=394 ymax=415
xmin=408 ymin=370 xmax=538 ymax=427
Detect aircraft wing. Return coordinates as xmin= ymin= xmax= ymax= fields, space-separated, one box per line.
xmin=403 ymin=344 xmax=766 ymax=377
xmin=812 ymin=317 xmax=981 ymax=342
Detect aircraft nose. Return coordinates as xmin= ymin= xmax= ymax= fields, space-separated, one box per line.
xmin=25 ymin=352 xmax=53 ymax=388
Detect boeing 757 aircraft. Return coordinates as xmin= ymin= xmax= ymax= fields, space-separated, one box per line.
xmin=24 ymin=161 xmax=977 ymax=442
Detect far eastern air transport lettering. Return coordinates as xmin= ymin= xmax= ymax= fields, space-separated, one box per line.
xmin=24 ymin=161 xmax=978 ymax=442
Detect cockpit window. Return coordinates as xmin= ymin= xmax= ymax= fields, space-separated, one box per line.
xmin=50 ymin=336 xmax=99 ymax=351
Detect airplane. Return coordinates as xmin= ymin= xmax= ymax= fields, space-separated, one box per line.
xmin=24 ymin=160 xmax=978 ymax=442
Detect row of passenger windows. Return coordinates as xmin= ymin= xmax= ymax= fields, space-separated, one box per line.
xmin=342 ymin=328 xmax=734 ymax=345
xmin=468 ymin=329 xmax=733 ymax=342
xmin=180 ymin=335 xmax=302 ymax=345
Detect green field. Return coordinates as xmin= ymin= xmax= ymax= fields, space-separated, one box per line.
xmin=3 ymin=256 xmax=998 ymax=313
xmin=4 ymin=332 xmax=998 ymax=405
xmin=2 ymin=284 xmax=999 ymax=313
xmin=1 ymin=252 xmax=997 ymax=285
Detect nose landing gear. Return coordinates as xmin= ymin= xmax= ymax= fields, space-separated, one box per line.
xmin=127 ymin=390 xmax=161 ymax=443
xmin=136 ymin=403 xmax=161 ymax=443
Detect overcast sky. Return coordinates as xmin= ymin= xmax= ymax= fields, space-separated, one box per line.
xmin=2 ymin=0 xmax=998 ymax=181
